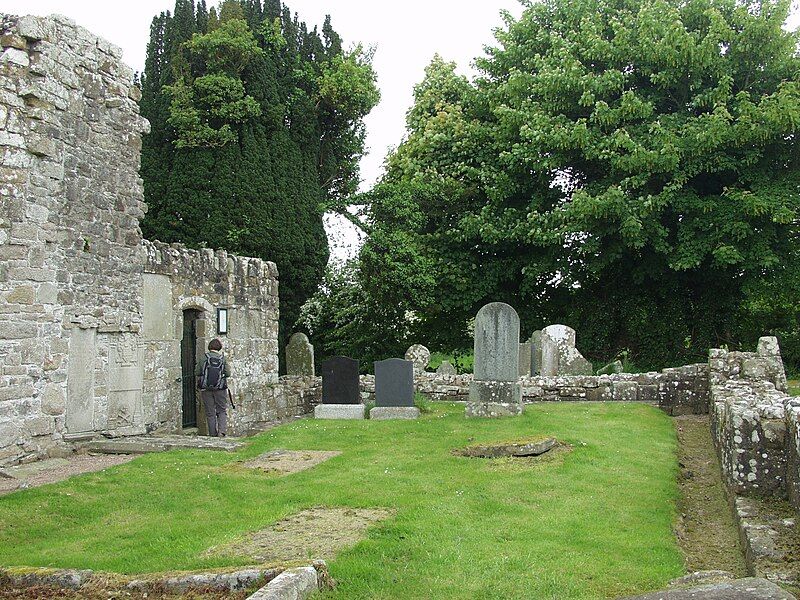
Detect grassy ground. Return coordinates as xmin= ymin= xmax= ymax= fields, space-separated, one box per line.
xmin=0 ymin=403 xmax=684 ymax=599
xmin=789 ymin=380 xmax=799 ymax=397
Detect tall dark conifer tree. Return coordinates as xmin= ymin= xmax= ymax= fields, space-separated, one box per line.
xmin=139 ymin=0 xmax=378 ymax=368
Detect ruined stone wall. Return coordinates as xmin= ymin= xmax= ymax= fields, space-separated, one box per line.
xmin=0 ymin=14 xmax=148 ymax=463
xmin=142 ymin=241 xmax=281 ymax=435
xmin=709 ymin=337 xmax=793 ymax=499
xmin=0 ymin=15 xmax=294 ymax=465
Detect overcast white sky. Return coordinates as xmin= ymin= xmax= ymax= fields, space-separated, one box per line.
xmin=4 ymin=1 xmax=799 ymax=260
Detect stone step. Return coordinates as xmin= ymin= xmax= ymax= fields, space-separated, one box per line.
xmin=79 ymin=435 xmax=244 ymax=455
xmin=622 ymin=577 xmax=796 ymax=599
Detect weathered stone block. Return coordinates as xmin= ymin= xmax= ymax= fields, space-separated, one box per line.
xmin=314 ymin=404 xmax=365 ymax=420
xmin=369 ymin=407 xmax=420 ymax=420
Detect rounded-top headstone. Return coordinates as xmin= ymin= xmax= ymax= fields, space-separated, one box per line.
xmin=473 ymin=302 xmax=520 ymax=382
xmin=404 ymin=344 xmax=431 ymax=372
xmin=542 ymin=324 xmax=576 ymax=347
xmin=286 ymin=332 xmax=314 ymax=377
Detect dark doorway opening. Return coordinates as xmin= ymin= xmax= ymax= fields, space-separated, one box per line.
xmin=181 ymin=309 xmax=202 ymax=428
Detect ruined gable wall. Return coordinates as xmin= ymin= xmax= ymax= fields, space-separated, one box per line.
xmin=0 ymin=14 xmax=288 ymax=464
xmin=0 ymin=14 xmax=148 ymax=463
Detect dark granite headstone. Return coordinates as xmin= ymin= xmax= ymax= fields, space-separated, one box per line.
xmin=321 ymin=356 xmax=360 ymax=404
xmin=374 ymin=358 xmax=414 ymax=407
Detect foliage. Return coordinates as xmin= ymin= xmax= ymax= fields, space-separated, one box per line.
xmin=0 ymin=403 xmax=684 ymax=599
xmin=139 ymin=0 xmax=379 ymax=365
xmin=349 ymin=0 xmax=800 ymax=370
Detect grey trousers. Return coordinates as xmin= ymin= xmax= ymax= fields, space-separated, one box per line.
xmin=201 ymin=389 xmax=228 ymax=437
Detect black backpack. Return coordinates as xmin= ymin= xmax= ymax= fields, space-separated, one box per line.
xmin=200 ymin=353 xmax=227 ymax=390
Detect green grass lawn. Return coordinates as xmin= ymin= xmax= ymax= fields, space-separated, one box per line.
xmin=0 ymin=403 xmax=683 ymax=599
xmin=789 ymin=380 xmax=799 ymax=397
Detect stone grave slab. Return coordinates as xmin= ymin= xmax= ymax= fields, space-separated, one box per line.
xmin=204 ymin=507 xmax=395 ymax=562
xmin=370 ymin=407 xmax=420 ymax=420
xmin=314 ymin=404 xmax=365 ymax=420
xmin=242 ymin=449 xmax=341 ymax=475
xmin=436 ymin=361 xmax=457 ymax=375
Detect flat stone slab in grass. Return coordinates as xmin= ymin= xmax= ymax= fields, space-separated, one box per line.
xmin=205 ymin=507 xmax=395 ymax=563
xmin=0 ymin=455 xmax=136 ymax=496
xmin=455 ymin=437 xmax=557 ymax=458
xmin=622 ymin=577 xmax=797 ymax=599
xmin=242 ymin=450 xmax=342 ymax=475
xmin=80 ymin=435 xmax=244 ymax=454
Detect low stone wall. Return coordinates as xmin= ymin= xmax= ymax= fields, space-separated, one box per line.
xmin=711 ymin=380 xmax=789 ymax=497
xmin=279 ymin=363 xmax=711 ymax=415
xmin=402 ymin=366 xmax=709 ymax=415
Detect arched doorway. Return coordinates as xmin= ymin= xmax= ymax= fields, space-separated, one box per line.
xmin=181 ymin=309 xmax=202 ymax=428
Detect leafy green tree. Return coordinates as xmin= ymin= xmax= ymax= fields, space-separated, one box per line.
xmin=357 ymin=0 xmax=800 ymax=369
xmin=140 ymin=0 xmax=379 ymax=367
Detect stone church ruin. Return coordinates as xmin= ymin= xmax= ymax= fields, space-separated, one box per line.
xmin=0 ymin=14 xmax=309 ymax=466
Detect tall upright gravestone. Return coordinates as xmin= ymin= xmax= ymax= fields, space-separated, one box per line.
xmin=466 ymin=303 xmax=523 ymax=418
xmin=286 ymin=332 xmax=314 ymax=377
xmin=541 ymin=325 xmax=593 ymax=376
xmin=315 ymin=356 xmax=365 ymax=419
xmin=370 ymin=358 xmax=420 ymax=420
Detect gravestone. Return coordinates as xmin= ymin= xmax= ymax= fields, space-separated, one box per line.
xmin=371 ymin=358 xmax=419 ymax=420
xmin=107 ymin=332 xmax=145 ymax=435
xmin=530 ymin=330 xmax=542 ymax=375
xmin=541 ymin=325 xmax=593 ymax=376
xmin=518 ymin=343 xmax=532 ymax=377
xmin=65 ymin=327 xmax=96 ymax=435
xmin=286 ymin=333 xmax=315 ymax=377
xmin=466 ymin=302 xmax=523 ymax=417
xmin=436 ymin=361 xmax=457 ymax=376
xmin=315 ymin=356 xmax=364 ymax=419
xmin=404 ymin=344 xmax=431 ymax=373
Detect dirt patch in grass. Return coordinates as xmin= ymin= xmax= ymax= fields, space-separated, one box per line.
xmin=240 ymin=450 xmax=342 ymax=475
xmin=204 ymin=507 xmax=395 ymax=563
xmin=674 ymin=415 xmax=747 ymax=576
xmin=481 ymin=442 xmax=574 ymax=473
xmin=0 ymin=455 xmax=136 ymax=497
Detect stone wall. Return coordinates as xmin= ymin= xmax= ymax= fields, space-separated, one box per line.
xmin=0 ymin=15 xmax=296 ymax=465
xmin=384 ymin=366 xmax=709 ymax=414
xmin=0 ymin=14 xmax=148 ymax=464
xmin=141 ymin=240 xmax=281 ymax=435
xmin=277 ymin=365 xmax=712 ymax=415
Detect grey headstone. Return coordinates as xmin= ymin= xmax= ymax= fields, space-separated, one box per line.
xmin=530 ymin=330 xmax=542 ymax=375
xmin=473 ymin=303 xmax=520 ymax=382
xmin=436 ymin=361 xmax=457 ymax=376
xmin=518 ymin=342 xmax=532 ymax=377
xmin=321 ymin=356 xmax=360 ymax=404
xmin=404 ymin=344 xmax=431 ymax=372
xmin=541 ymin=324 xmax=575 ymax=376
xmin=286 ymin=332 xmax=314 ymax=377
xmin=468 ymin=303 xmax=523 ymax=417
xmin=66 ymin=327 xmax=96 ymax=434
xmin=374 ymin=358 xmax=414 ymax=407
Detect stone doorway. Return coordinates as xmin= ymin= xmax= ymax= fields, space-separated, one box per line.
xmin=180 ymin=309 xmax=202 ymax=429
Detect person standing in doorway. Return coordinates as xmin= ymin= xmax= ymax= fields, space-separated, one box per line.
xmin=196 ymin=338 xmax=232 ymax=437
